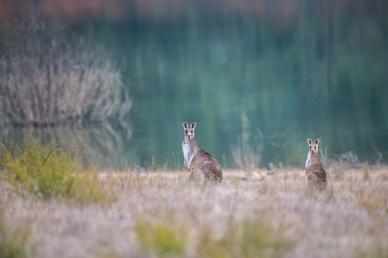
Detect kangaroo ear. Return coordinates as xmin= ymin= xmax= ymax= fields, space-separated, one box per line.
xmin=307 ymin=138 xmax=312 ymax=145
xmin=191 ymin=122 xmax=196 ymax=128
xmin=315 ymin=138 xmax=320 ymax=145
xmin=182 ymin=122 xmax=188 ymax=128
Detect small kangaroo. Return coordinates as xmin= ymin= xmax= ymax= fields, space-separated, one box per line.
xmin=305 ymin=138 xmax=327 ymax=191
xmin=182 ymin=122 xmax=222 ymax=183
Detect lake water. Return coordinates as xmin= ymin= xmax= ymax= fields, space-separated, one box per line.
xmin=1 ymin=0 xmax=388 ymax=169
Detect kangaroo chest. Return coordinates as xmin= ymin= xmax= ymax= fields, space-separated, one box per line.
xmin=182 ymin=141 xmax=197 ymax=167
xmin=305 ymin=152 xmax=320 ymax=168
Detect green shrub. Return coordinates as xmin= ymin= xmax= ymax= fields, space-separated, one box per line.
xmin=0 ymin=207 xmax=32 ymax=258
xmin=0 ymin=139 xmax=107 ymax=203
xmin=135 ymin=220 xmax=186 ymax=257
xmin=198 ymin=219 xmax=291 ymax=258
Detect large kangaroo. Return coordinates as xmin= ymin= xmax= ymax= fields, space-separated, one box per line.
xmin=182 ymin=122 xmax=222 ymax=183
xmin=305 ymin=138 xmax=327 ymax=191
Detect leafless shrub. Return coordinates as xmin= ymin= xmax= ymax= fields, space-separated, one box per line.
xmin=232 ymin=113 xmax=262 ymax=172
xmin=327 ymin=152 xmax=361 ymax=180
xmin=0 ymin=20 xmax=131 ymax=126
xmin=338 ymin=152 xmax=361 ymax=168
xmin=339 ymin=152 xmax=360 ymax=165
xmin=372 ymin=144 xmax=383 ymax=165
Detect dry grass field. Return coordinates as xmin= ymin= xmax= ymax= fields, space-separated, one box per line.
xmin=1 ymin=166 xmax=388 ymax=258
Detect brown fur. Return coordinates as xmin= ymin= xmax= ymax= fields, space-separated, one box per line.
xmin=305 ymin=138 xmax=327 ymax=191
xmin=182 ymin=122 xmax=222 ymax=183
xmin=189 ymin=148 xmax=222 ymax=183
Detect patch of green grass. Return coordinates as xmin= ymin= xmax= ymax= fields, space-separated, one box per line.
xmin=135 ymin=220 xmax=187 ymax=257
xmin=352 ymin=185 xmax=388 ymax=215
xmin=0 ymin=139 xmax=108 ymax=203
xmin=96 ymin=250 xmax=122 ymax=258
xmin=0 ymin=206 xmax=32 ymax=258
xmin=198 ymin=219 xmax=291 ymax=258
xmin=198 ymin=228 xmax=233 ymax=258
xmin=356 ymin=248 xmax=388 ymax=258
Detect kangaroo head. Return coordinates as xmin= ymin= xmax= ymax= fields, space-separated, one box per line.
xmin=182 ymin=122 xmax=196 ymax=139
xmin=307 ymin=138 xmax=320 ymax=154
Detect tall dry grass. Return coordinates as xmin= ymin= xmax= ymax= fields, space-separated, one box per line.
xmin=0 ymin=167 xmax=387 ymax=258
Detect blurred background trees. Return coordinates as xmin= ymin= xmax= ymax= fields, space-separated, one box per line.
xmin=0 ymin=0 xmax=387 ymax=169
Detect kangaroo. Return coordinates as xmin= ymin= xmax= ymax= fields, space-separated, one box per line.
xmin=305 ymin=138 xmax=327 ymax=191
xmin=182 ymin=122 xmax=222 ymax=183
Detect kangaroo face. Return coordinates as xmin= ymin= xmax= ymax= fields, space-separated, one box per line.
xmin=307 ymin=138 xmax=320 ymax=154
xmin=182 ymin=122 xmax=196 ymax=140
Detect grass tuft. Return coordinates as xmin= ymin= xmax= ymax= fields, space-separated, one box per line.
xmin=96 ymin=250 xmax=122 ymax=258
xmin=135 ymin=220 xmax=187 ymax=257
xmin=0 ymin=139 xmax=108 ymax=203
xmin=0 ymin=206 xmax=32 ymax=258
xmin=356 ymin=248 xmax=388 ymax=258
xmin=198 ymin=219 xmax=291 ymax=258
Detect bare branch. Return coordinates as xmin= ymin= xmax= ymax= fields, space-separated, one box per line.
xmin=0 ymin=20 xmax=131 ymax=126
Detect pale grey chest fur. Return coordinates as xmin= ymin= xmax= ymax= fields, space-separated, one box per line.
xmin=305 ymin=152 xmax=311 ymax=168
xmin=182 ymin=142 xmax=191 ymax=164
xmin=182 ymin=141 xmax=197 ymax=169
xmin=305 ymin=152 xmax=312 ymax=183
xmin=305 ymin=152 xmax=321 ymax=168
